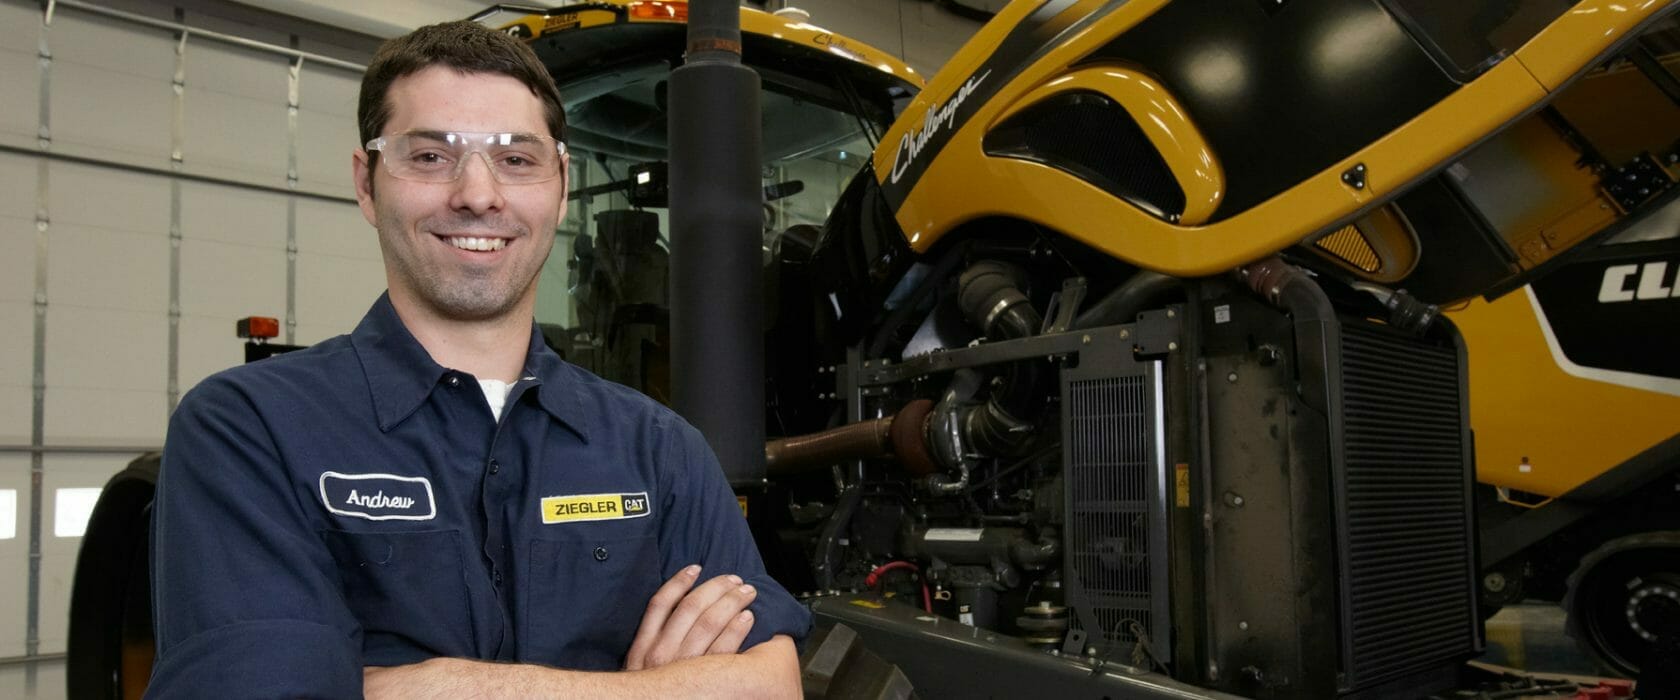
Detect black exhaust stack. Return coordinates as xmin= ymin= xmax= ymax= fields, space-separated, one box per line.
xmin=668 ymin=0 xmax=765 ymax=484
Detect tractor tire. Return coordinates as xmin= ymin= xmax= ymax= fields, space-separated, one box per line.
xmin=1563 ymin=530 xmax=1680 ymax=679
xmin=67 ymin=453 xmax=160 ymax=700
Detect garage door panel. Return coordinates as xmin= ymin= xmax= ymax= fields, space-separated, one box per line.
xmin=45 ymin=160 xmax=171 ymax=233
xmin=296 ymin=197 xmax=374 ymax=260
xmin=43 ymin=305 xmax=165 ymax=394
xmin=178 ymin=180 xmax=285 ymax=249
xmin=50 ymin=9 xmax=175 ymax=82
xmin=46 ymin=222 xmax=169 ymax=316
xmin=176 ymin=313 xmax=244 ymax=400
xmin=43 ymin=386 xmax=166 ymax=444
xmin=49 ymin=59 xmax=172 ymax=166
xmin=296 ymin=251 xmax=384 ymax=331
xmin=0 ymin=46 xmax=38 ymax=146
xmin=0 ymin=214 xmax=33 ymax=305
xmin=296 ymin=107 xmax=358 ymax=194
xmin=0 ymin=1 xmax=39 ymax=53
xmin=179 ymin=238 xmax=286 ymax=320
xmin=0 ymin=454 xmax=30 ymax=659
xmin=181 ymin=88 xmax=288 ymax=184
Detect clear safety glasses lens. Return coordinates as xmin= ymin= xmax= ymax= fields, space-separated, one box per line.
xmin=366 ymin=131 xmax=567 ymax=185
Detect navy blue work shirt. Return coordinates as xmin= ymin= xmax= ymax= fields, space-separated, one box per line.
xmin=147 ymin=294 xmax=810 ymax=698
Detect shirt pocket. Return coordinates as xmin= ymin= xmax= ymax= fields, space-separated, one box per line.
xmin=320 ymin=529 xmax=477 ymax=664
xmin=523 ymin=534 xmax=659 ymax=670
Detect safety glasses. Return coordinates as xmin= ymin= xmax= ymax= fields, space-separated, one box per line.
xmin=365 ymin=131 xmax=568 ymax=185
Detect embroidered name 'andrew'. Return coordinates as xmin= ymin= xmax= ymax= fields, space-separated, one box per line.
xmin=344 ymin=490 xmax=415 ymax=509
xmin=319 ymin=471 xmax=437 ymax=521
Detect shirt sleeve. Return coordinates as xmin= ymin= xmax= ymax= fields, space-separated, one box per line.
xmin=658 ymin=420 xmax=814 ymax=652
xmin=146 ymin=376 xmax=363 ymax=699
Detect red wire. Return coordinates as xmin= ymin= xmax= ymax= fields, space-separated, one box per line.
xmin=865 ymin=561 xmax=917 ymax=586
xmin=867 ymin=561 xmax=932 ymax=613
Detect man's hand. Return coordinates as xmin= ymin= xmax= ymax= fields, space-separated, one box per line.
xmin=624 ymin=565 xmax=759 ymax=670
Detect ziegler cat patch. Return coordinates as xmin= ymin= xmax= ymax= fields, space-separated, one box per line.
xmin=540 ymin=492 xmax=651 ymax=524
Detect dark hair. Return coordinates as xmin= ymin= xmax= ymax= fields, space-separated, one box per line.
xmin=358 ymin=21 xmax=566 ymax=146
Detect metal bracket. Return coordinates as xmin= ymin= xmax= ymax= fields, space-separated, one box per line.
xmin=1131 ymin=307 xmax=1182 ymax=356
xmin=1060 ymin=627 xmax=1088 ymax=657
xmin=1042 ymin=276 xmax=1087 ymax=335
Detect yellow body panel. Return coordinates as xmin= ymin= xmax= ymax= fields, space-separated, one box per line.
xmin=1513 ymin=0 xmax=1676 ymax=90
xmin=497 ymin=7 xmax=621 ymax=36
xmin=989 ymin=66 xmax=1224 ymax=225
xmin=497 ymin=0 xmax=922 ymax=87
xmin=881 ymin=0 xmax=1670 ymax=277
xmin=739 ymin=10 xmax=923 ymax=85
xmin=896 ymin=56 xmax=1540 ymax=275
xmin=872 ymin=0 xmax=1125 ymax=183
xmin=1454 ymin=290 xmax=1680 ymax=496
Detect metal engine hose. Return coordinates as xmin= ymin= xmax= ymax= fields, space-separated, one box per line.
xmin=1070 ymin=269 xmax=1179 ymax=331
xmin=944 ymin=261 xmax=1044 ymax=458
xmin=764 ymin=399 xmax=937 ymax=475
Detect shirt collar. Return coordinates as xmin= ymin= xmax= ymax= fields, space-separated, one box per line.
xmin=350 ymin=293 xmax=591 ymax=441
xmin=519 ymin=319 xmax=592 ymax=442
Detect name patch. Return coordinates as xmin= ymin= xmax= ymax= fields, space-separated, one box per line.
xmin=319 ymin=471 xmax=437 ymax=521
xmin=541 ymin=492 xmax=651 ymax=524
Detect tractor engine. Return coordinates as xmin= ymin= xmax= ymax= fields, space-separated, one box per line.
xmin=756 ymin=171 xmax=1483 ymax=699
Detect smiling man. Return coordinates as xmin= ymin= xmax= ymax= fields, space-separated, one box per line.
xmin=146 ymin=22 xmax=807 ymax=699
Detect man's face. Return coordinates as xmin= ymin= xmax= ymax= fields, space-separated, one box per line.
xmin=352 ymin=66 xmax=567 ymax=322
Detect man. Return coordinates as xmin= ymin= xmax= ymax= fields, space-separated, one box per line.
xmin=147 ymin=21 xmax=808 ymax=698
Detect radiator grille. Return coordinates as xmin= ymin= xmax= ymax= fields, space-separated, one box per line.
xmin=1338 ymin=322 xmax=1476 ymax=687
xmin=1065 ymin=373 xmax=1168 ymax=660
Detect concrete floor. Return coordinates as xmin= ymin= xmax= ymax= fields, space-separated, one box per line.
xmin=0 ymin=602 xmax=1608 ymax=697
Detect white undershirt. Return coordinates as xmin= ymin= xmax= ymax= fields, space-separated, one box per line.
xmin=478 ymin=378 xmax=515 ymax=421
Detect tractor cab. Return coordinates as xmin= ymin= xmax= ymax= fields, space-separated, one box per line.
xmin=473 ymin=1 xmax=922 ymax=400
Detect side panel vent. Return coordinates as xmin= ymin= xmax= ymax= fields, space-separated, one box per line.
xmin=1062 ymin=364 xmax=1170 ymax=662
xmin=984 ymin=91 xmax=1187 ymax=222
xmin=1316 ymin=225 xmax=1381 ymax=273
xmin=1337 ymin=321 xmax=1478 ymax=688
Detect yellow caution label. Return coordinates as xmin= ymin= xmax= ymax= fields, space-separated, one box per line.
xmin=737 ymin=495 xmax=749 ymax=517
xmin=541 ymin=492 xmax=651 ymax=524
xmin=1175 ymin=463 xmax=1191 ymax=508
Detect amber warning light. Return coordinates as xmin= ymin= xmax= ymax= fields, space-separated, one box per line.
xmin=629 ymin=1 xmax=687 ymax=21
xmin=237 ymin=316 xmax=280 ymax=341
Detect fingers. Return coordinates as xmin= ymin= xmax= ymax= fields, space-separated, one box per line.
xmin=643 ymin=574 xmax=750 ymax=667
xmin=625 ymin=564 xmax=701 ymax=671
xmin=705 ymin=609 xmax=754 ymax=656
xmin=677 ymin=582 xmax=757 ymax=659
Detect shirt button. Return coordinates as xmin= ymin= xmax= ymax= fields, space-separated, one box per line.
xmin=448 ymin=376 xmax=460 ymax=387
xmin=493 ymin=568 xmax=503 ymax=584
xmin=593 ymin=546 xmax=609 ymax=562
xmin=488 ymin=459 xmax=500 ymax=475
